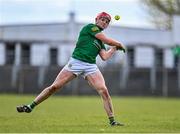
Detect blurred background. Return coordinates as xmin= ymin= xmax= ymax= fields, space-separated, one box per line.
xmin=0 ymin=0 xmax=180 ymax=97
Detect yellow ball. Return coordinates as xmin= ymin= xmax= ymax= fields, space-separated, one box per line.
xmin=114 ymin=15 xmax=120 ymax=20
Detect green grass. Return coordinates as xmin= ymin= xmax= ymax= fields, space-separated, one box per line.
xmin=0 ymin=94 xmax=180 ymax=133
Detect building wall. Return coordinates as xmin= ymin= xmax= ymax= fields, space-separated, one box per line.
xmin=0 ymin=41 xmax=176 ymax=68
xmin=31 ymin=43 xmax=50 ymax=66
xmin=0 ymin=16 xmax=180 ymax=68
xmin=173 ymin=15 xmax=180 ymax=44
xmin=0 ymin=23 xmax=70 ymax=42
xmin=164 ymin=49 xmax=174 ymax=68
xmin=58 ymin=44 xmax=75 ymax=65
xmin=105 ymin=26 xmax=172 ymax=47
xmin=0 ymin=43 xmax=5 ymax=65
xmin=135 ymin=46 xmax=154 ymax=68
xmin=0 ymin=23 xmax=172 ymax=46
xmin=0 ymin=15 xmax=180 ymax=96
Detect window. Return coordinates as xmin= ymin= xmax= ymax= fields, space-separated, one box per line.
xmin=155 ymin=48 xmax=163 ymax=68
xmin=21 ymin=43 xmax=30 ymax=65
xmin=5 ymin=42 xmax=15 ymax=65
xmin=127 ymin=47 xmax=134 ymax=67
xmin=50 ymin=48 xmax=58 ymax=65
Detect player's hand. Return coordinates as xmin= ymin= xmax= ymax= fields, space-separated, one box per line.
xmin=116 ymin=46 xmax=126 ymax=53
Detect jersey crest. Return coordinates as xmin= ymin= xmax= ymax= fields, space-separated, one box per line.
xmin=91 ymin=26 xmax=99 ymax=32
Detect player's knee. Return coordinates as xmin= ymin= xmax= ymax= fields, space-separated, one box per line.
xmin=98 ymin=88 xmax=110 ymax=100
xmin=98 ymin=85 xmax=107 ymax=91
xmin=49 ymin=84 xmax=60 ymax=93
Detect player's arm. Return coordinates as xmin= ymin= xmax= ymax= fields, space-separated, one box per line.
xmin=99 ymin=47 xmax=117 ymax=61
xmin=95 ymin=32 xmax=126 ymax=52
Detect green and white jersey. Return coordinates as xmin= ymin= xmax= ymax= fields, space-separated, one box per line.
xmin=72 ymin=23 xmax=106 ymax=64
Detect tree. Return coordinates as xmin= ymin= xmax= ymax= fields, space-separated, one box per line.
xmin=141 ymin=0 xmax=180 ymax=29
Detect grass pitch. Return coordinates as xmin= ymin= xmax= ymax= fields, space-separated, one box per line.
xmin=0 ymin=94 xmax=180 ymax=133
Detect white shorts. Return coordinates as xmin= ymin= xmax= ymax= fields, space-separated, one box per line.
xmin=63 ymin=57 xmax=99 ymax=78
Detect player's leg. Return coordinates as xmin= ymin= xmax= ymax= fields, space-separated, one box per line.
xmin=17 ymin=69 xmax=76 ymax=113
xmin=86 ymin=70 xmax=124 ymax=126
xmin=34 ymin=69 xmax=76 ymax=104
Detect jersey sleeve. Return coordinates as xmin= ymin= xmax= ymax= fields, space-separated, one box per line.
xmin=87 ymin=24 xmax=102 ymax=37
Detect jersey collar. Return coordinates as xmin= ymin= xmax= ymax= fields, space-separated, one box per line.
xmin=96 ymin=24 xmax=103 ymax=31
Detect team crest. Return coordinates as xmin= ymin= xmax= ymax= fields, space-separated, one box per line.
xmin=91 ymin=26 xmax=99 ymax=32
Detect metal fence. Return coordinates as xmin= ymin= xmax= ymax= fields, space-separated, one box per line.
xmin=0 ymin=65 xmax=179 ymax=97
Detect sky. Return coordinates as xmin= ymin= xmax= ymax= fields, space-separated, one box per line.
xmin=0 ymin=0 xmax=153 ymax=28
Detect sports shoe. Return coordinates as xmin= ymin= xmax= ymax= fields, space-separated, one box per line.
xmin=16 ymin=105 xmax=32 ymax=113
xmin=110 ymin=121 xmax=124 ymax=126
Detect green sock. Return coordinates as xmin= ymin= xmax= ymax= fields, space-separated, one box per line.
xmin=29 ymin=101 xmax=37 ymax=109
xmin=109 ymin=116 xmax=115 ymax=124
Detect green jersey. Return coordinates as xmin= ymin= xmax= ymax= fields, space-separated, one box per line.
xmin=72 ymin=23 xmax=106 ymax=64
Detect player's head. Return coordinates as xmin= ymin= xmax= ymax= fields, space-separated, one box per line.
xmin=95 ymin=12 xmax=111 ymax=29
